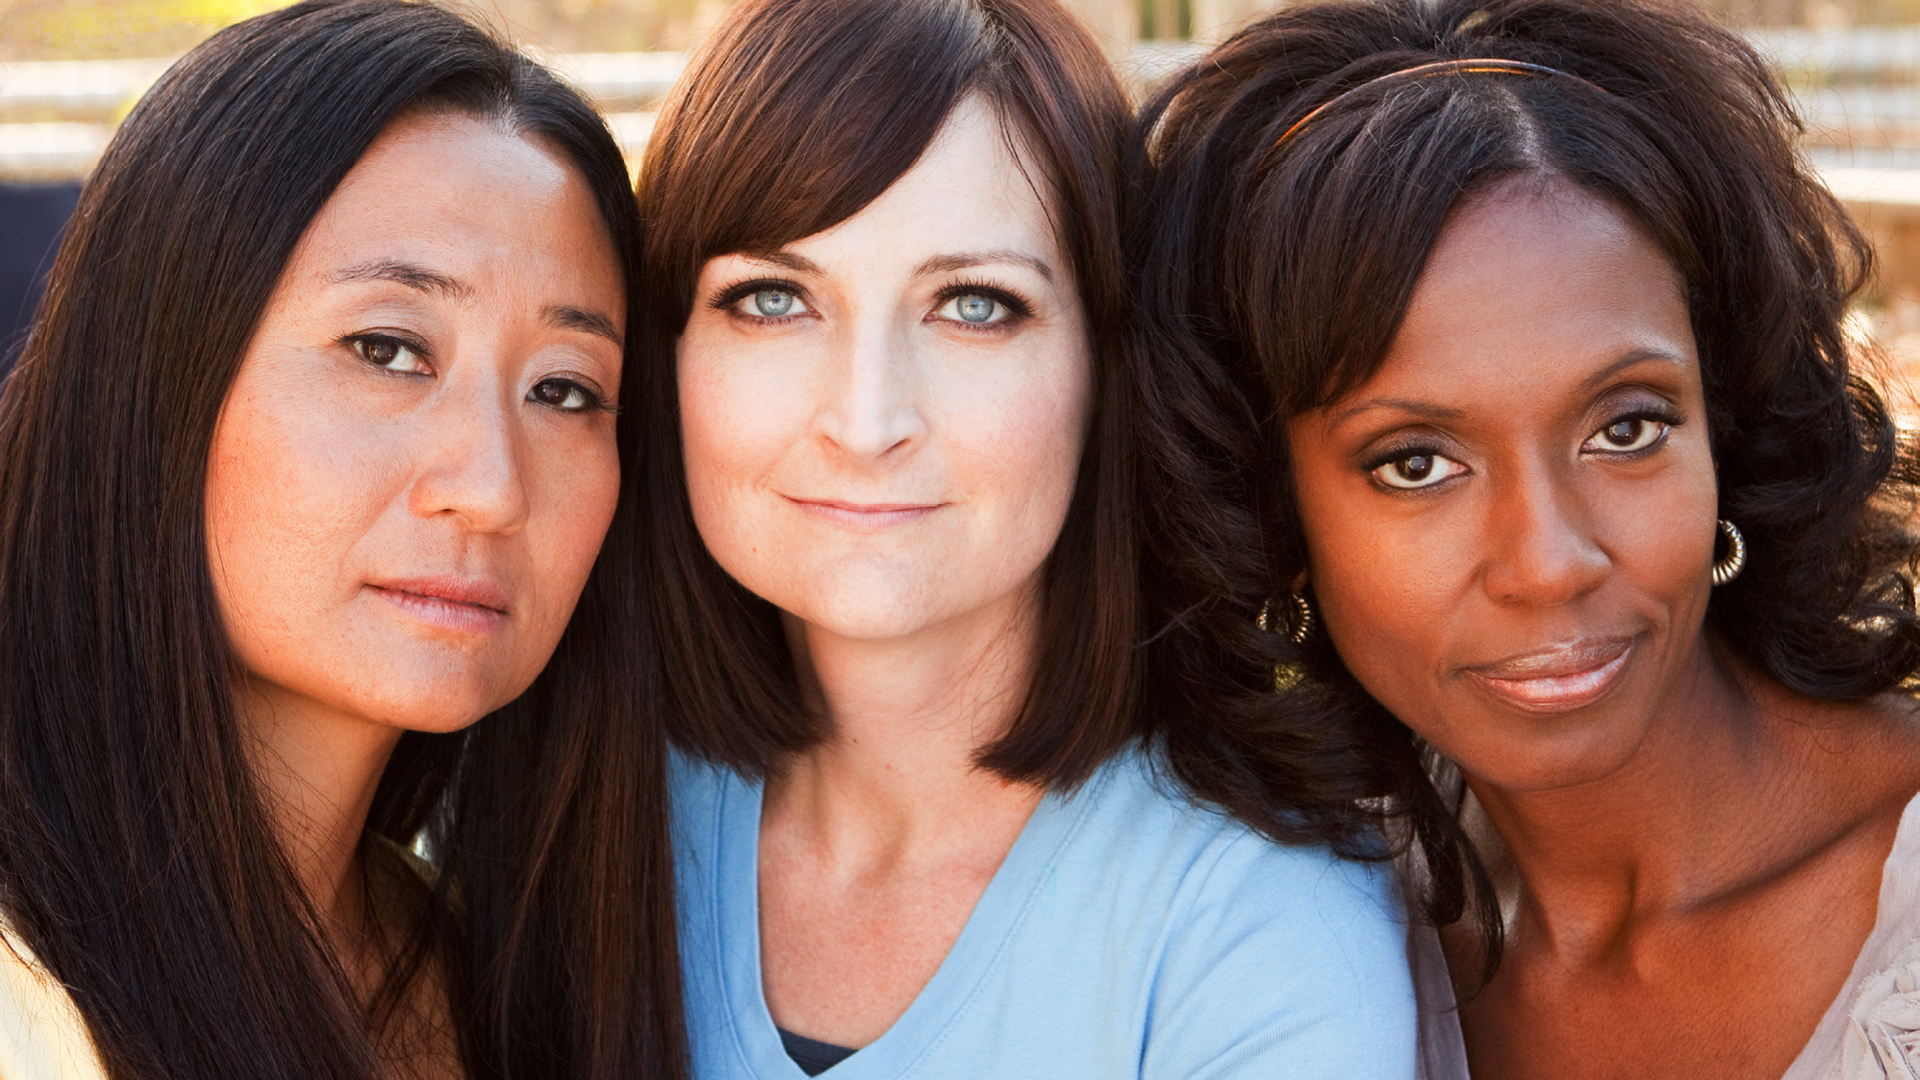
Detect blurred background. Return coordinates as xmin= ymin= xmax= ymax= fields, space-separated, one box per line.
xmin=5 ymin=0 xmax=1920 ymax=380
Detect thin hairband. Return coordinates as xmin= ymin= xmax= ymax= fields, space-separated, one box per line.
xmin=1273 ymin=58 xmax=1608 ymax=149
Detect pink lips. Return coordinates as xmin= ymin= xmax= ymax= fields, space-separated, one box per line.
xmin=1465 ymin=637 xmax=1634 ymax=714
xmin=367 ymin=576 xmax=510 ymax=635
xmin=789 ymin=497 xmax=943 ymax=528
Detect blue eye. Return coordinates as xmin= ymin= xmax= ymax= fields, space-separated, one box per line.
xmin=956 ymin=295 xmax=996 ymax=323
xmin=733 ymin=288 xmax=808 ymax=319
xmin=938 ymin=292 xmax=1009 ymax=326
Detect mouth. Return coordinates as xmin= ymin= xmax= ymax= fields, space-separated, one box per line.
xmin=367 ymin=576 xmax=510 ymax=635
xmin=1464 ymin=636 xmax=1635 ymax=714
xmin=786 ymin=497 xmax=945 ymax=529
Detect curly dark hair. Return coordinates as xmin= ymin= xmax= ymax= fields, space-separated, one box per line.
xmin=1131 ymin=0 xmax=1920 ymax=978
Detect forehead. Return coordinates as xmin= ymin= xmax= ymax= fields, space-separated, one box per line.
xmin=1357 ymin=180 xmax=1695 ymax=405
xmin=781 ymin=95 xmax=1066 ymax=265
xmin=298 ymin=111 xmax=607 ymax=271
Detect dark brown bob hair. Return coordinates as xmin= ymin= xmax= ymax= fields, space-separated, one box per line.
xmin=0 ymin=1 xmax=683 ymax=1077
xmin=1133 ymin=0 xmax=1920 ymax=971
xmin=637 ymin=0 xmax=1138 ymax=785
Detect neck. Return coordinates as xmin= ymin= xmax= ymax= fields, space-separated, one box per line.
xmin=236 ymin=676 xmax=403 ymax=954
xmin=769 ymin=582 xmax=1046 ymax=858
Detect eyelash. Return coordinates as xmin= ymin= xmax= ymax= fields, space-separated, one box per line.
xmin=346 ymin=332 xmax=612 ymax=414
xmin=932 ymin=279 xmax=1034 ymax=326
xmin=1358 ymin=405 xmax=1686 ymax=492
xmin=710 ymin=277 xmax=808 ymax=324
xmin=707 ymin=278 xmax=1037 ymax=327
xmin=1584 ymin=407 xmax=1683 ymax=455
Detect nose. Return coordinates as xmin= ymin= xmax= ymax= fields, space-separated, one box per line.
xmin=1481 ymin=464 xmax=1610 ymax=608
xmin=407 ymin=361 xmax=530 ymax=535
xmin=813 ymin=315 xmax=926 ymax=460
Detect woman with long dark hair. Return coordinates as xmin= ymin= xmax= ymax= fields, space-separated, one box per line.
xmin=1139 ymin=1 xmax=1920 ymax=1077
xmin=0 ymin=2 xmax=682 ymax=1077
xmin=638 ymin=0 xmax=1419 ymax=1076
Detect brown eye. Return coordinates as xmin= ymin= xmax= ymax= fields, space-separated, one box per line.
xmin=528 ymin=378 xmax=598 ymax=412
xmin=351 ymin=335 xmax=429 ymax=374
xmin=1371 ymin=451 xmax=1467 ymax=490
xmin=1585 ymin=416 xmax=1668 ymax=454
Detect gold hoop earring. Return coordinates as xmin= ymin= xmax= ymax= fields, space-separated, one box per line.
xmin=1258 ymin=593 xmax=1315 ymax=644
xmin=1711 ymin=519 xmax=1746 ymax=586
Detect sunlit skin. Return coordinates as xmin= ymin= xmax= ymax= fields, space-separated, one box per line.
xmin=1288 ymin=178 xmax=1920 ymax=1079
xmin=677 ymin=94 xmax=1091 ymax=1048
xmin=204 ymin=110 xmax=623 ymax=1060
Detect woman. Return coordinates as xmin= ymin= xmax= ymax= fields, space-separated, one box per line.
xmin=637 ymin=0 xmax=1419 ymax=1076
xmin=0 ymin=2 xmax=682 ymax=1077
xmin=1138 ymin=0 xmax=1920 ymax=1077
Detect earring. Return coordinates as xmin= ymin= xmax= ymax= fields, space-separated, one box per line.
xmin=1257 ymin=593 xmax=1316 ymax=644
xmin=1711 ymin=519 xmax=1747 ymax=586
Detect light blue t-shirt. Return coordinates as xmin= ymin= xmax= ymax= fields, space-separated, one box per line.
xmin=671 ymin=746 xmax=1419 ymax=1079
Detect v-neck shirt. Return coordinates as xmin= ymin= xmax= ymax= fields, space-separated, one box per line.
xmin=670 ymin=747 xmax=1420 ymax=1079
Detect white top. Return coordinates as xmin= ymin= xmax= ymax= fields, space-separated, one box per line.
xmin=672 ymin=746 xmax=1422 ymax=1079
xmin=1414 ymin=792 xmax=1920 ymax=1080
xmin=0 ymin=926 xmax=107 ymax=1080
xmin=1785 ymin=791 xmax=1920 ymax=1080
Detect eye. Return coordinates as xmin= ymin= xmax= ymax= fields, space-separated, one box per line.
xmin=350 ymin=334 xmax=430 ymax=375
xmin=732 ymin=288 xmax=810 ymax=320
xmin=1371 ymin=451 xmax=1468 ymax=491
xmin=1583 ymin=415 xmax=1669 ymax=454
xmin=937 ymin=292 xmax=1010 ymax=326
xmin=528 ymin=378 xmax=603 ymax=413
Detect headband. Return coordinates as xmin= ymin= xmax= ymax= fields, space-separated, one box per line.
xmin=1273 ymin=58 xmax=1609 ymax=149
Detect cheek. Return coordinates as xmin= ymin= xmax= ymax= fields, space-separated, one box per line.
xmin=1303 ymin=500 xmax=1462 ymax=697
xmin=677 ymin=333 xmax=809 ymax=548
xmin=940 ymin=356 xmax=1091 ymax=545
xmin=515 ymin=425 xmax=621 ymax=653
xmin=205 ymin=371 xmax=393 ymax=654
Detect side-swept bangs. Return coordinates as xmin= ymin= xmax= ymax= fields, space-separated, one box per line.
xmin=638 ymin=0 xmax=1137 ymax=786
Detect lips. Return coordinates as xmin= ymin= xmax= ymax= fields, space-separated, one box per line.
xmin=787 ymin=497 xmax=944 ymax=528
xmin=367 ymin=575 xmax=510 ymax=635
xmin=1465 ymin=636 xmax=1634 ymax=714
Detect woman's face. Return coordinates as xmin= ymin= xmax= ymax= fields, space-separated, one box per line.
xmin=676 ymin=95 xmax=1092 ymax=644
xmin=205 ymin=111 xmax=624 ymax=735
xmin=1287 ymin=180 xmax=1720 ymax=793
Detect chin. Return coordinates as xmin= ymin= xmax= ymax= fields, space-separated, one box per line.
xmin=1445 ymin=705 xmax=1655 ymax=793
xmin=347 ymin=664 xmax=524 ymax=734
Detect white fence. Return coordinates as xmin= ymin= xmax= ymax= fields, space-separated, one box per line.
xmin=0 ymin=51 xmax=682 ymax=179
xmin=2 ymin=30 xmax=1919 ymax=179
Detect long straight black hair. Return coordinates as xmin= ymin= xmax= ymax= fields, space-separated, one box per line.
xmin=0 ymin=1 xmax=684 ymax=1077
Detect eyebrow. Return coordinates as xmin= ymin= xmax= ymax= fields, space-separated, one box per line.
xmin=1578 ymin=348 xmax=1689 ymax=391
xmin=1329 ymin=348 xmax=1691 ymax=429
xmin=330 ymin=259 xmax=472 ymax=298
xmin=545 ymin=304 xmax=622 ymax=346
xmin=913 ymin=250 xmax=1055 ymax=282
xmin=1329 ymin=397 xmax=1466 ymax=429
xmin=738 ymin=251 xmax=825 ymax=276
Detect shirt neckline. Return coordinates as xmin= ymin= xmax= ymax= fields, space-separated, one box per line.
xmin=711 ymin=759 xmax=1116 ymax=1079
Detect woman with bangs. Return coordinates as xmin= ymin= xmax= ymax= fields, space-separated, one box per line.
xmin=637 ymin=0 xmax=1420 ymax=1076
xmin=1138 ymin=0 xmax=1920 ymax=1077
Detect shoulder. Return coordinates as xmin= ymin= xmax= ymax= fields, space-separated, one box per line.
xmin=1067 ymin=749 xmax=1419 ymax=1076
xmin=1075 ymin=746 xmax=1405 ymax=924
xmin=0 ymin=923 xmax=107 ymax=1080
xmin=1094 ymin=749 xmax=1420 ymax=1075
xmin=668 ymin=747 xmax=737 ymax=837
